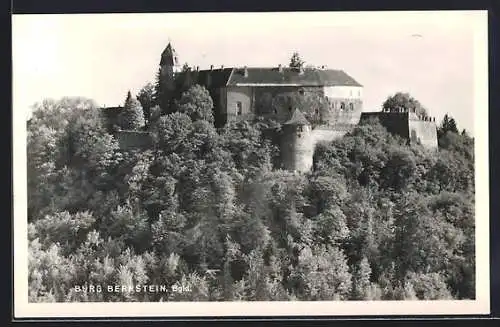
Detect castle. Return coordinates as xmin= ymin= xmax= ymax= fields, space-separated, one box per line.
xmin=103 ymin=43 xmax=438 ymax=172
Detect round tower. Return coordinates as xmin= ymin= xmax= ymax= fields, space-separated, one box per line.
xmin=281 ymin=108 xmax=314 ymax=172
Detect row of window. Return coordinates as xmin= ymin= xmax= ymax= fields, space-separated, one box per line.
xmin=235 ymin=101 xmax=356 ymax=115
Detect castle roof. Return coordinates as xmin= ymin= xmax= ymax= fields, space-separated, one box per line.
xmin=160 ymin=42 xmax=178 ymax=66
xmin=284 ymin=108 xmax=310 ymax=126
xmin=195 ymin=68 xmax=235 ymax=89
xmin=226 ymin=67 xmax=362 ymax=87
xmin=194 ymin=67 xmax=362 ymax=87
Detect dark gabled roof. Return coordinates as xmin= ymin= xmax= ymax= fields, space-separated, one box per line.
xmin=193 ymin=67 xmax=361 ymax=88
xmin=196 ymin=68 xmax=234 ymax=89
xmin=284 ymin=108 xmax=310 ymax=126
xmin=225 ymin=67 xmax=362 ymax=87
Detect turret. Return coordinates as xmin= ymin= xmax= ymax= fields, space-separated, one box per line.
xmin=281 ymin=108 xmax=314 ymax=172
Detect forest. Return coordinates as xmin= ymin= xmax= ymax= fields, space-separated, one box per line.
xmin=26 ymin=59 xmax=475 ymax=302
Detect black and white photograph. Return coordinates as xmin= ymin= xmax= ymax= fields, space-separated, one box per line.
xmin=12 ymin=10 xmax=489 ymax=317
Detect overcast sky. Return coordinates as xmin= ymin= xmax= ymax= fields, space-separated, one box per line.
xmin=12 ymin=11 xmax=487 ymax=135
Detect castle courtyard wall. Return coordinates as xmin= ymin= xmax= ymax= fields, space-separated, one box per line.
xmin=225 ymin=86 xmax=254 ymax=123
xmin=408 ymin=119 xmax=438 ymax=149
xmin=360 ymin=112 xmax=410 ymax=140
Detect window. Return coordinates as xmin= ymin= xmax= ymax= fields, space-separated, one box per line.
xmin=349 ymin=103 xmax=354 ymax=111
xmin=274 ymin=109 xmax=278 ymax=115
xmin=299 ymin=88 xmax=305 ymax=96
xmin=340 ymin=102 xmax=346 ymax=111
xmin=236 ymin=101 xmax=242 ymax=115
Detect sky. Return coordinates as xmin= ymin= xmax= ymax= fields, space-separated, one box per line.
xmin=12 ymin=11 xmax=487 ymax=135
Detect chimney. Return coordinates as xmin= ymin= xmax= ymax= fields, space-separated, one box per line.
xmin=278 ymin=64 xmax=283 ymax=73
xmin=210 ymin=65 xmax=213 ymax=71
xmin=221 ymin=65 xmax=224 ymax=69
xmin=196 ymin=66 xmax=199 ymax=72
xmin=243 ymin=66 xmax=248 ymax=78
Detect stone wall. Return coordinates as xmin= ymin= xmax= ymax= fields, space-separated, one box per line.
xmin=360 ymin=112 xmax=410 ymax=140
xmin=280 ymin=125 xmax=348 ymax=172
xmin=408 ymin=118 xmax=438 ymax=149
xmin=360 ymin=112 xmax=438 ymax=149
xmin=280 ymin=124 xmax=314 ymax=172
xmin=321 ymin=98 xmax=363 ymax=126
xmin=253 ymin=86 xmax=324 ymax=122
xmin=226 ymin=86 xmax=254 ymax=123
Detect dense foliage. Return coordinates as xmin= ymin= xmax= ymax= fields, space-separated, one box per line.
xmin=27 ymin=86 xmax=474 ymax=302
xmin=382 ymin=92 xmax=428 ymax=117
xmin=119 ymin=91 xmax=145 ymax=130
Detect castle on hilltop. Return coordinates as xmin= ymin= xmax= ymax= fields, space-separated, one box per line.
xmin=103 ymin=42 xmax=438 ymax=172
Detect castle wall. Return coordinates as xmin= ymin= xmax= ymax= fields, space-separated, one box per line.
xmin=280 ymin=125 xmax=347 ymax=173
xmin=213 ymin=87 xmax=228 ymax=127
xmin=360 ymin=112 xmax=438 ymax=149
xmin=253 ymin=86 xmax=324 ymax=122
xmin=408 ymin=118 xmax=438 ymax=149
xmin=310 ymin=126 xmax=349 ymax=144
xmin=251 ymin=86 xmax=363 ymax=127
xmin=360 ymin=112 xmax=410 ymax=140
xmin=321 ymin=98 xmax=363 ymax=127
xmin=226 ymin=86 xmax=254 ymax=123
xmin=323 ymin=86 xmax=363 ymax=100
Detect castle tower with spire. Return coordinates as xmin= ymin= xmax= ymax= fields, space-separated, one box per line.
xmin=156 ymin=42 xmax=182 ymax=113
xmin=159 ymin=42 xmax=181 ymax=92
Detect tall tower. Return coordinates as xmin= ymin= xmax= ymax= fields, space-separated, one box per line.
xmin=157 ymin=42 xmax=181 ymax=113
xmin=159 ymin=42 xmax=180 ymax=92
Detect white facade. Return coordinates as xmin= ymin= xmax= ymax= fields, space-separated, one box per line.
xmin=323 ymin=86 xmax=363 ymax=99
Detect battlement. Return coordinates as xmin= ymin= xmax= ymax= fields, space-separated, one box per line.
xmin=360 ymin=111 xmax=438 ymax=149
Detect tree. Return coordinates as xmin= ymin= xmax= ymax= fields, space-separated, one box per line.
xmin=153 ymin=68 xmax=173 ymax=114
xmin=136 ymin=83 xmax=155 ymax=125
xmin=382 ymin=92 xmax=428 ymax=116
xmin=289 ymin=52 xmax=305 ymax=69
xmin=352 ymin=256 xmax=373 ymax=300
xmin=27 ymin=97 xmax=120 ymax=219
xmin=150 ymin=112 xmax=193 ymax=152
xmin=438 ymin=113 xmax=459 ymax=139
xmin=174 ymin=85 xmax=215 ymax=124
xmin=119 ymin=91 xmax=145 ymax=130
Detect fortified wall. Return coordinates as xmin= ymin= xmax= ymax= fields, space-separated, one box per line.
xmin=279 ymin=109 xmax=358 ymax=172
xmin=360 ymin=109 xmax=438 ymax=149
